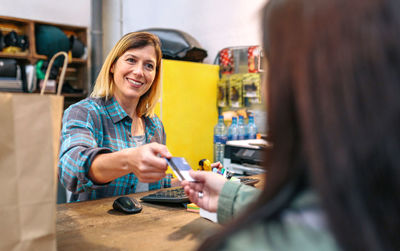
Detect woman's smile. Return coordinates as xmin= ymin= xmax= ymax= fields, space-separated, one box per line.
xmin=126 ymin=77 xmax=144 ymax=88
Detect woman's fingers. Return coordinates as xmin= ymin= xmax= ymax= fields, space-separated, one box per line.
xmin=127 ymin=143 xmax=172 ymax=181
xmin=148 ymin=142 xmax=172 ymax=158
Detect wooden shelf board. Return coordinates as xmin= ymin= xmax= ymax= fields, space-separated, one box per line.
xmin=0 ymin=52 xmax=30 ymax=59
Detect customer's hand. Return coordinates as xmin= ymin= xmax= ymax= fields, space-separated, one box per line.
xmin=125 ymin=142 xmax=172 ymax=183
xmin=181 ymin=170 xmax=227 ymax=212
xmin=211 ymin=161 xmax=223 ymax=171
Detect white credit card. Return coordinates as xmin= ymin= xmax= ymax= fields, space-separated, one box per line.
xmin=166 ymin=157 xmax=195 ymax=182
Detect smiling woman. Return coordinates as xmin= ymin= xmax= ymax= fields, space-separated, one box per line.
xmin=111 ymin=46 xmax=157 ymax=110
xmin=58 ymin=32 xmax=176 ymax=202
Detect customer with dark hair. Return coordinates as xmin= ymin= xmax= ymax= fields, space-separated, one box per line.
xmin=182 ymin=0 xmax=400 ymax=250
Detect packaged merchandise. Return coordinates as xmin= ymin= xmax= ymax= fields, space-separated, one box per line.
xmin=219 ymin=48 xmax=234 ymax=75
xmin=248 ymin=46 xmax=263 ymax=73
xmin=217 ymin=75 xmax=228 ymax=107
xmin=242 ymin=73 xmax=261 ymax=106
xmin=228 ymin=74 xmax=243 ymax=108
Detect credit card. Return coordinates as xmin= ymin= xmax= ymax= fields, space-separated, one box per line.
xmin=166 ymin=157 xmax=195 ymax=182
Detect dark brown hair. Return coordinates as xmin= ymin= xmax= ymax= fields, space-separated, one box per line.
xmin=200 ymin=0 xmax=400 ymax=250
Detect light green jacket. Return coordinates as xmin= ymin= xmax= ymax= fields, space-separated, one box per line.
xmin=217 ymin=181 xmax=341 ymax=251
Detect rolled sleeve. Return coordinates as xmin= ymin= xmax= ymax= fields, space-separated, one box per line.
xmin=217 ymin=181 xmax=261 ymax=224
xmin=58 ymin=104 xmax=111 ymax=194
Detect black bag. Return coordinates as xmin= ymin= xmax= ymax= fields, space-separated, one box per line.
xmin=139 ymin=28 xmax=208 ymax=62
xmin=35 ymin=25 xmax=70 ymax=67
xmin=69 ymin=35 xmax=85 ymax=58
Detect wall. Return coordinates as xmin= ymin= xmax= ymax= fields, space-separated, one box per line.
xmin=0 ymin=0 xmax=91 ymax=27
xmin=160 ymin=60 xmax=219 ymax=168
xmin=103 ymin=0 xmax=266 ymax=64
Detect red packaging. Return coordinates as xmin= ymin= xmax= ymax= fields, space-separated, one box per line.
xmin=248 ymin=46 xmax=261 ymax=73
xmin=219 ymin=48 xmax=234 ymax=74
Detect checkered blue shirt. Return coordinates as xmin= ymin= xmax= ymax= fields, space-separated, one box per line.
xmin=58 ymin=97 xmax=171 ymax=202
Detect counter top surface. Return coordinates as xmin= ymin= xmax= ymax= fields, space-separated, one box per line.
xmin=57 ymin=189 xmax=218 ymax=251
xmin=56 ymin=174 xmax=265 ymax=250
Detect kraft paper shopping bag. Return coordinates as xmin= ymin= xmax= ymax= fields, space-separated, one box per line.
xmin=0 ymin=51 xmax=67 ymax=251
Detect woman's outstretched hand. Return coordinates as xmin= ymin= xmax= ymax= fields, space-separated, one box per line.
xmin=125 ymin=142 xmax=172 ymax=183
xmin=181 ymin=170 xmax=227 ymax=212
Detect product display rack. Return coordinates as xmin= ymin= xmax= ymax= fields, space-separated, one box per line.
xmin=0 ymin=15 xmax=89 ymax=109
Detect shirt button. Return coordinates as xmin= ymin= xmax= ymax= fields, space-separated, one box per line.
xmin=128 ymin=133 xmax=132 ymax=138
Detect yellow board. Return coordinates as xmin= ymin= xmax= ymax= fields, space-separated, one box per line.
xmin=157 ymin=59 xmax=219 ymax=170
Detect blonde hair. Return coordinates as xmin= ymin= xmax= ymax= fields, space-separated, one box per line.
xmin=91 ymin=32 xmax=162 ymax=117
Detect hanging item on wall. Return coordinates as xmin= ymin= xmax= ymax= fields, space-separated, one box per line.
xmin=242 ymin=73 xmax=261 ymax=106
xmin=248 ymin=46 xmax=263 ymax=73
xmin=217 ymin=75 xmax=229 ymax=107
xmin=219 ymin=48 xmax=234 ymax=75
xmin=215 ymin=45 xmax=264 ymax=75
xmin=229 ymin=74 xmax=243 ymax=108
xmin=139 ymin=28 xmax=208 ymax=62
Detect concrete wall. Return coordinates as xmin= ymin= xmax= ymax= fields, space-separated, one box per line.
xmin=1 ymin=0 xmax=266 ymax=64
xmin=0 ymin=0 xmax=90 ymax=27
xmin=103 ymin=0 xmax=266 ymax=64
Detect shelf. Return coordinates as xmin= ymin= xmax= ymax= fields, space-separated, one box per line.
xmin=0 ymin=15 xmax=89 ymax=109
xmin=33 ymin=53 xmax=86 ymax=64
xmin=0 ymin=52 xmax=30 ymax=59
xmin=33 ymin=54 xmax=47 ymax=60
xmin=71 ymin=58 xmax=86 ymax=64
xmin=0 ymin=52 xmax=87 ymax=65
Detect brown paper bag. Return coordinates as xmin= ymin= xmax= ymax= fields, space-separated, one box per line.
xmin=0 ymin=52 xmax=67 ymax=251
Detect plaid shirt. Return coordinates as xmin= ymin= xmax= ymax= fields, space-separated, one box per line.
xmin=58 ymin=97 xmax=171 ymax=202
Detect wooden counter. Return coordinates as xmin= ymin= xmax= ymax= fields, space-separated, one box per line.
xmin=56 ymin=190 xmax=219 ymax=251
xmin=56 ymin=174 xmax=265 ymax=250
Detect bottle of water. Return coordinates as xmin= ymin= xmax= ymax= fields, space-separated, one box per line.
xmin=228 ymin=116 xmax=239 ymax=141
xmin=247 ymin=115 xmax=258 ymax=139
xmin=238 ymin=115 xmax=246 ymax=140
xmin=214 ymin=115 xmax=227 ymax=163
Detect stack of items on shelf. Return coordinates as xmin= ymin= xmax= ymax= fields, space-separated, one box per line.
xmin=0 ymin=58 xmax=23 ymax=92
xmin=0 ymin=27 xmax=29 ymax=54
xmin=0 ymin=23 xmax=30 ymax=92
xmin=0 ymin=16 xmax=88 ymax=99
xmin=0 ymin=58 xmax=36 ymax=92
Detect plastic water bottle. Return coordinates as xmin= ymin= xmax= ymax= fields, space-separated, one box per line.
xmin=228 ymin=117 xmax=239 ymax=141
xmin=238 ymin=116 xmax=246 ymax=140
xmin=214 ymin=115 xmax=227 ymax=163
xmin=247 ymin=115 xmax=258 ymax=139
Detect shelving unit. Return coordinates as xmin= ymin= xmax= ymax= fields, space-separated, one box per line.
xmin=0 ymin=15 xmax=89 ymax=109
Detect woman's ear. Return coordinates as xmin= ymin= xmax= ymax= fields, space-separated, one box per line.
xmin=110 ymin=63 xmax=115 ymax=74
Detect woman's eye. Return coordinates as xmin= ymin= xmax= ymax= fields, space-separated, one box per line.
xmin=127 ymin=58 xmax=136 ymax=63
xmin=145 ymin=63 xmax=154 ymax=70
